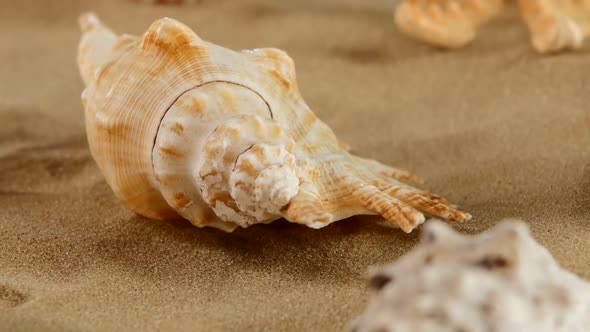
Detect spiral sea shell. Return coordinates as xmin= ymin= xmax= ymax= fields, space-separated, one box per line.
xmin=77 ymin=13 xmax=471 ymax=232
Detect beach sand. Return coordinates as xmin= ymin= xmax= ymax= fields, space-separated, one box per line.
xmin=0 ymin=0 xmax=589 ymax=330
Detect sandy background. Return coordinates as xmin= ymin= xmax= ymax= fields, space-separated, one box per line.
xmin=0 ymin=0 xmax=589 ymax=331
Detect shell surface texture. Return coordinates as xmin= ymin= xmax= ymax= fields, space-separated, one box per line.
xmin=394 ymin=0 xmax=590 ymax=53
xmin=349 ymin=220 xmax=590 ymax=332
xmin=77 ymin=13 xmax=471 ymax=233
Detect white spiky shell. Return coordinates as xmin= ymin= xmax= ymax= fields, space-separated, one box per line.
xmin=349 ymin=220 xmax=590 ymax=332
xmin=77 ymin=13 xmax=471 ymax=232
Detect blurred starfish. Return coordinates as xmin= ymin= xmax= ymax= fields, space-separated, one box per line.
xmin=394 ymin=0 xmax=590 ymax=53
xmin=518 ymin=0 xmax=590 ymax=53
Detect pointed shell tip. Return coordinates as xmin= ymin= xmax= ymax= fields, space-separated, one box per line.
xmin=79 ymin=12 xmax=101 ymax=32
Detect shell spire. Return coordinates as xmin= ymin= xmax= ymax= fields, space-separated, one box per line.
xmin=77 ymin=14 xmax=471 ymax=233
xmin=78 ymin=13 xmax=118 ymax=85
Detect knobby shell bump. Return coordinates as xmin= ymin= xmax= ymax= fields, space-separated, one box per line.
xmin=77 ymin=13 xmax=471 ymax=232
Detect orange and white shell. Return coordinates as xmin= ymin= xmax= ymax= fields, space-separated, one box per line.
xmin=77 ymin=13 xmax=471 ymax=233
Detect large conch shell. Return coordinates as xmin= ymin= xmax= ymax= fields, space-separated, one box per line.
xmin=349 ymin=220 xmax=590 ymax=332
xmin=77 ymin=13 xmax=471 ymax=233
xmin=394 ymin=0 xmax=590 ymax=54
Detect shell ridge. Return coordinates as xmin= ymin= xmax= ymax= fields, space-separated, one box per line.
xmin=140 ymin=17 xmax=201 ymax=51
